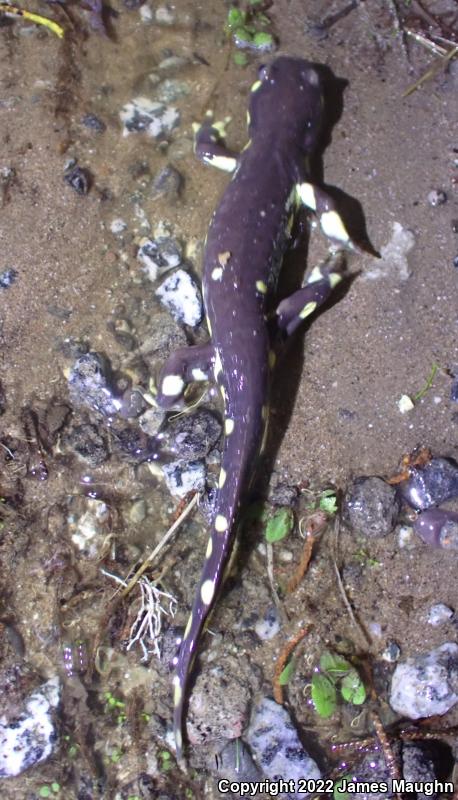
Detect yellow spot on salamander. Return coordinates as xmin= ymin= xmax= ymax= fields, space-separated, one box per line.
xmin=256 ymin=280 xmax=267 ymax=294
xmin=242 ymin=139 xmax=252 ymax=152
xmin=212 ymin=266 xmax=223 ymax=281
xmin=161 ymin=374 xmax=185 ymax=397
xmin=206 ymin=316 xmax=212 ymax=335
xmin=296 ymin=182 xmax=317 ymax=211
xmin=215 ymin=514 xmax=228 ymax=532
xmin=218 ymin=469 xmax=227 ymax=489
xmin=173 ymin=677 xmax=182 ymax=706
xmin=224 ymin=418 xmax=234 ymax=435
xmin=320 ymin=210 xmax=350 ymax=244
xmin=299 ymin=301 xmax=318 ymax=320
xmin=307 ymin=265 xmax=324 ymax=284
xmin=214 ymin=349 xmax=223 ymax=378
xmin=246 ymin=110 xmax=251 ymax=126
xmin=183 ymin=615 xmax=192 ymax=639
xmin=269 ymin=350 xmax=276 ymax=369
xmin=251 ymin=79 xmax=262 ymax=92
xmin=206 ymin=537 xmax=213 ymax=558
xmin=329 ymin=272 xmax=342 ymax=289
xmin=205 ymin=155 xmax=237 ymax=172
xmin=200 ymin=579 xmax=216 ymax=605
xmin=261 ymin=405 xmax=268 ymax=421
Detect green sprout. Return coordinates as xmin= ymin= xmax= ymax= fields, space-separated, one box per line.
xmin=103 ymin=691 xmax=126 ymax=724
xmin=159 ymin=750 xmax=173 ymax=771
xmin=278 ymin=659 xmax=296 ymax=686
xmin=265 ymin=506 xmax=294 ymax=543
xmin=311 ymin=650 xmax=366 ymax=718
xmin=38 ymin=785 xmax=60 ymax=798
xmin=225 ymin=3 xmax=276 ymax=55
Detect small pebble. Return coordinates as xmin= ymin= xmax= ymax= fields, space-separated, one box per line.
xmin=254 ymin=606 xmax=281 ymax=641
xmin=390 ymin=642 xmax=458 ymax=719
xmin=245 ymin=698 xmax=321 ymax=797
xmin=0 ymin=678 xmax=60 ymax=778
xmin=151 ymin=164 xmax=183 ymax=203
xmin=427 ymin=189 xmax=447 ymax=207
xmin=68 ymin=497 xmax=110 ymax=556
xmin=427 ymin=603 xmax=454 ymax=627
xmin=110 ymin=218 xmax=127 ymax=235
xmin=0 ymin=268 xmax=18 ymax=289
xmin=138 ymin=406 xmax=166 ymax=436
xmin=62 ymin=423 xmax=110 ymax=466
xmin=414 ymin=508 xmax=458 ymax=549
xmin=68 ymin=351 xmax=121 ymax=417
xmin=64 ymin=165 xmax=91 ymax=195
xmin=343 ymin=476 xmax=400 ymax=537
xmin=129 ymin=498 xmax=147 ymax=524
xmin=381 ymin=640 xmax=401 ymax=662
xmin=187 ymin=669 xmax=251 ymax=746
xmin=155 ymin=269 xmax=203 ymax=326
xmin=155 ymin=78 xmax=190 ymax=104
xmin=155 ymin=4 xmax=175 ymax=25
xmin=161 ymin=409 xmax=221 ymax=460
xmin=399 ymin=457 xmax=458 ymax=510
xmin=451 ymin=219 xmax=458 ymax=234
xmin=81 ymin=113 xmax=106 ymax=133
xmin=120 ymin=97 xmax=180 ymax=138
xmin=138 ymin=236 xmax=182 ymax=281
xmin=161 ymin=459 xmax=206 ymax=497
xmin=139 ymin=3 xmax=153 ymax=21
xmin=397 ymin=524 xmax=414 ymax=549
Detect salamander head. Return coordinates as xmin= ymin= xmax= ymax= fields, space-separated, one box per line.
xmin=248 ymin=56 xmax=323 ymax=152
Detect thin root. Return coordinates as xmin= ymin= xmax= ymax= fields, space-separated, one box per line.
xmin=273 ymin=624 xmax=311 ymax=705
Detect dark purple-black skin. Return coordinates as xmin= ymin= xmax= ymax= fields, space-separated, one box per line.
xmin=172 ymin=58 xmax=325 ymax=758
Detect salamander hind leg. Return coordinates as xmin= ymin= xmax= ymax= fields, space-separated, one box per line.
xmin=155 ymin=343 xmax=215 ymax=409
xmin=296 ymin=182 xmax=359 ymax=251
xmin=193 ymin=111 xmax=239 ymax=172
xmin=276 ymin=252 xmax=346 ymax=337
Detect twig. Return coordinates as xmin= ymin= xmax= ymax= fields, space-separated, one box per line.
xmin=121 ymin=492 xmax=199 ymax=598
xmin=266 ymin=542 xmax=281 ymax=608
xmin=273 ymin=624 xmax=311 ymax=704
xmin=287 ymin=511 xmax=328 ymax=594
xmin=332 ymin=516 xmax=371 ymax=648
xmin=403 ymin=45 xmax=458 ymax=97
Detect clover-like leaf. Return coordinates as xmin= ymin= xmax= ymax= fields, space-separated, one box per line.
xmin=265 ymin=507 xmax=294 ymax=543
xmin=340 ymin=668 xmax=366 ymax=705
xmin=311 ymin=673 xmax=337 ymax=718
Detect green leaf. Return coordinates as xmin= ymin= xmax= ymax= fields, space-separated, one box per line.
xmin=319 ymin=492 xmax=338 ymax=514
xmin=265 ymin=507 xmax=294 ymax=543
xmin=252 ymin=31 xmax=274 ymax=49
xmin=340 ymin=668 xmax=366 ymax=705
xmin=311 ymin=673 xmax=337 ymax=717
xmin=319 ymin=650 xmax=352 ymax=677
xmin=334 ymin=777 xmax=350 ymax=800
xmin=226 ymin=7 xmax=245 ymax=30
xmin=278 ymin=660 xmax=295 ymax=685
xmin=233 ymin=26 xmax=253 ymax=43
xmin=233 ymin=52 xmax=248 ymax=66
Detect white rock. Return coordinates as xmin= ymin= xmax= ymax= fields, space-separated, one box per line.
xmin=0 ymin=677 xmax=60 ymax=777
xmin=120 ymin=97 xmax=179 ymax=138
xmin=137 ymin=236 xmax=182 ymax=282
xmin=162 ymin=460 xmax=205 ymax=497
xmin=156 ymin=269 xmax=203 ymax=327
xmin=364 ymin=222 xmax=416 ymax=281
xmin=390 ymin=642 xmax=458 ymax=718
xmin=427 ymin=603 xmax=454 ymax=627
xmin=245 ymin=697 xmax=321 ymax=798
xmin=68 ymin=498 xmax=110 ymax=557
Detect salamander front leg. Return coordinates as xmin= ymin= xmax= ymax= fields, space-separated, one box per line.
xmin=193 ymin=112 xmax=239 ymax=173
xmin=156 ymin=343 xmax=215 ymax=409
xmin=276 ymin=252 xmax=346 ymax=337
xmin=296 ymin=182 xmax=359 ymax=251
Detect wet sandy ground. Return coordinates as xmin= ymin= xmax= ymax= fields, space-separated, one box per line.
xmin=0 ymin=0 xmax=457 ymax=797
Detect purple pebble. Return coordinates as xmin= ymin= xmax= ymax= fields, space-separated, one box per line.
xmin=414 ymin=509 xmax=458 ymax=550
